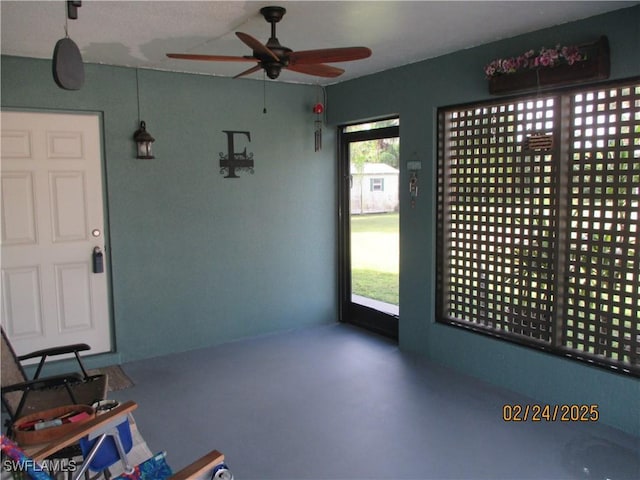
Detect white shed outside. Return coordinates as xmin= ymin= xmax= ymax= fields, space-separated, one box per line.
xmin=351 ymin=162 xmax=399 ymax=214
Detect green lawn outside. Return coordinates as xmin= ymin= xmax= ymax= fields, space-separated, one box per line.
xmin=351 ymin=213 xmax=399 ymax=305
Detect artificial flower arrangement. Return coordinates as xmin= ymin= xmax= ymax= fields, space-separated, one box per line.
xmin=484 ymin=44 xmax=586 ymax=78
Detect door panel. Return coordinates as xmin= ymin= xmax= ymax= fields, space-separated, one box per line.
xmin=1 ymin=111 xmax=111 ymax=356
xmin=1 ymin=267 xmax=43 ymax=337
xmin=50 ymin=171 xmax=89 ymax=242
xmin=1 ymin=172 xmax=37 ymax=245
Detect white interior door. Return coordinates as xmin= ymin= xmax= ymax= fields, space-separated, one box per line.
xmin=1 ymin=110 xmax=111 ymax=357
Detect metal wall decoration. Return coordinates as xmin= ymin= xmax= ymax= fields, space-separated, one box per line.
xmin=313 ymin=102 xmax=324 ymax=152
xmin=219 ymin=130 xmax=254 ymax=178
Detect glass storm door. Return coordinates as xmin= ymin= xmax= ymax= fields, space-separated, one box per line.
xmin=338 ymin=119 xmax=399 ymax=339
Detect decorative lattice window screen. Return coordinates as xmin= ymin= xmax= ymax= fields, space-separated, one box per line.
xmin=437 ymin=80 xmax=639 ymax=375
xmin=563 ymin=85 xmax=640 ymax=367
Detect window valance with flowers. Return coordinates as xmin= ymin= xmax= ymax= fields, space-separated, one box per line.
xmin=485 ymin=36 xmax=610 ymax=95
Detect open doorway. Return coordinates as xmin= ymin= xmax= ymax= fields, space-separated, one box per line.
xmin=338 ymin=118 xmax=399 ymax=339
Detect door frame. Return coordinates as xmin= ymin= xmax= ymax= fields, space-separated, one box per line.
xmin=337 ymin=121 xmax=399 ymax=340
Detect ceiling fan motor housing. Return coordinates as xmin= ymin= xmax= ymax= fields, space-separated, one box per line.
xmin=260 ymin=5 xmax=290 ymax=78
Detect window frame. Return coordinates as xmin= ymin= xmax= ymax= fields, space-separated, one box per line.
xmin=370 ymin=178 xmax=385 ymax=192
xmin=436 ymin=77 xmax=640 ymax=377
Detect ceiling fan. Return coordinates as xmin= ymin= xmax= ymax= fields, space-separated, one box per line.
xmin=166 ymin=6 xmax=372 ymax=80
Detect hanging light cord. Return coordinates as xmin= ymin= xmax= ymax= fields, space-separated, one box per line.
xmin=135 ymin=69 xmax=141 ymax=124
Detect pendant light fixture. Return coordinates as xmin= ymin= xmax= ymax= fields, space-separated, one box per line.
xmin=133 ymin=121 xmax=155 ymax=159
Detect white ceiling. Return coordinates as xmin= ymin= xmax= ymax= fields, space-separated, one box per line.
xmin=1 ymin=1 xmax=637 ymax=85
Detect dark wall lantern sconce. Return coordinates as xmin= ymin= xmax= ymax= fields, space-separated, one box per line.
xmin=133 ymin=121 xmax=155 ymax=159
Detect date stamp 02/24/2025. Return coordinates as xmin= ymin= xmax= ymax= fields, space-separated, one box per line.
xmin=502 ymin=404 xmax=600 ymax=423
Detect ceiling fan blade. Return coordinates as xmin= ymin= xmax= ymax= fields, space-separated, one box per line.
xmin=288 ymin=47 xmax=371 ymax=65
xmin=233 ymin=64 xmax=263 ymax=79
xmin=235 ymin=32 xmax=279 ymax=62
xmin=166 ymin=53 xmax=255 ymax=62
xmin=286 ymin=63 xmax=344 ymax=78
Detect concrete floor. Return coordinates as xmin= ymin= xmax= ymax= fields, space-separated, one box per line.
xmin=110 ymin=323 xmax=640 ymax=480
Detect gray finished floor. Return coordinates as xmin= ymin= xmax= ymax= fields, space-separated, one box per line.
xmin=110 ymin=323 xmax=639 ymax=480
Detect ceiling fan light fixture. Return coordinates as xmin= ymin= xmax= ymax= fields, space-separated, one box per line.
xmin=264 ymin=62 xmax=283 ymax=79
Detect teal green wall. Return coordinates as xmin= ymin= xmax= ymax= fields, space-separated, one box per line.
xmin=1 ymin=57 xmax=337 ymax=362
xmin=327 ymin=6 xmax=640 ymax=436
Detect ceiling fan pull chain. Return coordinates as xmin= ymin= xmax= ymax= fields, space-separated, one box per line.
xmin=263 ymin=71 xmax=268 ymax=114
